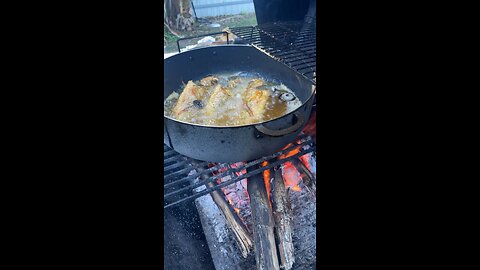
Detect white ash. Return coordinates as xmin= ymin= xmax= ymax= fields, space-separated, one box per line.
xmin=192 ymin=170 xmax=245 ymax=270
xmin=297 ymin=141 xmax=316 ymax=176
xmin=306 ymin=153 xmax=316 ymax=175
xmin=191 ymin=155 xmax=316 ymax=270
xmin=217 ymin=164 xmax=253 ymax=232
xmin=288 ymin=181 xmax=316 ymax=269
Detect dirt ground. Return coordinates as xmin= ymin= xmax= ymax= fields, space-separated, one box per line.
xmin=164 ymin=13 xmax=257 ymax=53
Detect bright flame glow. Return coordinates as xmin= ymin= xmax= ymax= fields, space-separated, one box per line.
xmin=279 ymin=143 xmax=301 ymax=159
xmin=262 ymin=161 xmax=272 ymax=203
xmin=282 ymin=162 xmax=302 ymax=191
xmin=299 ymin=154 xmax=311 ymax=171
xmin=292 ymin=185 xmax=301 ymax=192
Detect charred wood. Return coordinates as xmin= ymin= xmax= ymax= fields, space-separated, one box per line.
xmin=247 ymin=171 xmax=280 ymax=270
xmin=194 ymin=167 xmax=254 ymax=259
xmin=206 ymin=180 xmax=253 ymax=258
xmin=272 ymin=167 xmax=295 ymax=270
xmin=292 ymin=159 xmax=316 ymax=196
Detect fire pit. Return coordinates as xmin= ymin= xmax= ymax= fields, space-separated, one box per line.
xmin=164 ymin=3 xmax=316 ymax=268
xmin=164 ymin=121 xmax=316 ymax=270
xmin=192 ymin=143 xmax=316 ymax=270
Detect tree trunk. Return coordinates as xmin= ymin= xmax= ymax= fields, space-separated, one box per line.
xmin=164 ymin=0 xmax=195 ymax=32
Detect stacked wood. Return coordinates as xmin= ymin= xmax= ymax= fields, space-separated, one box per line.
xmin=193 ymin=159 xmax=316 ymax=269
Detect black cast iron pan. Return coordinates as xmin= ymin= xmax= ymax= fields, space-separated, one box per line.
xmin=164 ymin=45 xmax=315 ymax=163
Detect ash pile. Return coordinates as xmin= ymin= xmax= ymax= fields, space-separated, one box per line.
xmin=192 ymin=151 xmax=316 ymax=270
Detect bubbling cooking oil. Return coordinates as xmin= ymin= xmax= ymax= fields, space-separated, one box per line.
xmin=164 ymin=72 xmax=302 ymax=126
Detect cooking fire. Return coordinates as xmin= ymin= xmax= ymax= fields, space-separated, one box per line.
xmin=164 ymin=0 xmax=316 ymax=267
xmin=192 ymin=136 xmax=316 ymax=270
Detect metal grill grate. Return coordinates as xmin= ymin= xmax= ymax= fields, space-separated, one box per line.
xmin=164 ymin=134 xmax=316 ymax=209
xmin=230 ymin=21 xmax=316 ymax=85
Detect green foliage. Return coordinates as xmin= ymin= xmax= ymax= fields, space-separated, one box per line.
xmin=164 ymin=27 xmax=177 ymax=43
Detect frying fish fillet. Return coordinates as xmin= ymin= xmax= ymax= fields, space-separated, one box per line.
xmin=164 ymin=75 xmax=294 ymax=126
xmin=247 ymin=78 xmax=264 ymax=89
xmin=204 ymin=84 xmax=233 ymax=116
xmin=200 ymin=76 xmax=219 ymax=87
xmin=172 ymin=81 xmax=207 ymax=120
xmin=239 ymin=79 xmax=270 ymax=124
xmin=227 ymin=76 xmax=241 ymax=88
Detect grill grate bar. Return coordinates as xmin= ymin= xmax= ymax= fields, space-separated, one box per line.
xmin=163 ymin=134 xmax=315 ymax=208
xmin=164 ymin=160 xmax=191 ymax=172
xmin=164 ymin=154 xmax=187 ymax=164
xmin=164 ymin=147 xmax=315 ymax=209
xmin=164 ymin=163 xmax=229 ymax=188
xmin=164 ymin=150 xmax=178 ymax=159
xmin=164 ymin=161 xmax=210 ymax=179
xmin=230 ymin=21 xmax=316 ymax=85
xmin=164 ymin=139 xmax=312 ymax=200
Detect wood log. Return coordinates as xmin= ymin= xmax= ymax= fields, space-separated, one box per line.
xmin=247 ymin=171 xmax=280 ymax=270
xmin=194 ymin=184 xmax=246 ymax=270
xmin=235 ymin=254 xmax=256 ymax=270
xmin=205 ymin=179 xmax=253 ymax=258
xmin=296 ymin=159 xmax=315 ymax=185
xmin=292 ymin=159 xmax=316 ymax=197
xmin=272 ymin=168 xmax=295 ymax=270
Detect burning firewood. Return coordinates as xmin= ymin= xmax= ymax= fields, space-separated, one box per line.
xmin=190 ymin=149 xmax=316 ymax=269
xmin=247 ymin=172 xmax=280 ymax=270
xmin=272 ymin=167 xmax=295 ymax=270
xmin=292 ymin=158 xmax=316 ymax=198
xmin=205 ymin=179 xmax=253 ymax=258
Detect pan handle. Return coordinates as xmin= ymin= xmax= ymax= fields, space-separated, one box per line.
xmin=254 ymin=111 xmax=305 ymax=137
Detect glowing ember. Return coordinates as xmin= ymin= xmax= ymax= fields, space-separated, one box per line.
xmin=206 ymin=150 xmax=314 ymax=221
xmin=231 ymin=162 xmax=247 ymax=177
xmin=299 ymin=154 xmax=311 ymax=171
xmin=291 ymin=185 xmax=301 ymax=192
xmin=206 ymin=162 xmax=251 ymax=227
xmin=262 ymin=161 xmax=272 ymax=202
xmin=282 ymin=162 xmax=303 ymax=191
xmin=279 ymin=143 xmax=301 ymax=159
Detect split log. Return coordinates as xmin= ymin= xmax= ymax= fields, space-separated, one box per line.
xmin=194 ymin=184 xmax=245 ymax=270
xmin=292 ymin=159 xmax=316 ymax=196
xmin=295 ymin=159 xmax=315 ymax=185
xmin=206 ymin=180 xmax=253 ymax=258
xmin=272 ymin=168 xmax=295 ymax=270
xmin=235 ymin=254 xmax=256 ymax=270
xmin=247 ymin=171 xmax=280 ymax=270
